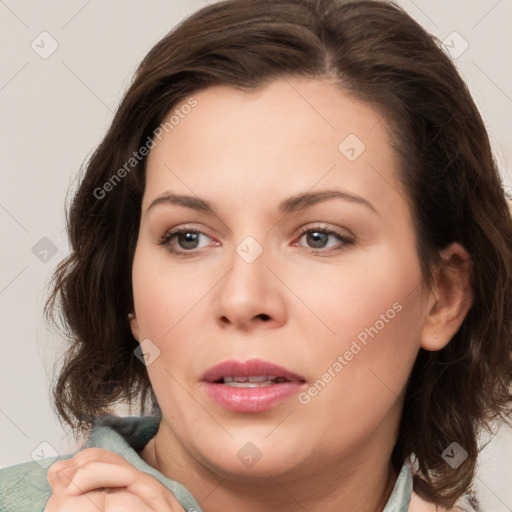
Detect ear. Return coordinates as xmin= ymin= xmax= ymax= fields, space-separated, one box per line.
xmin=128 ymin=312 xmax=140 ymax=342
xmin=420 ymin=242 xmax=473 ymax=351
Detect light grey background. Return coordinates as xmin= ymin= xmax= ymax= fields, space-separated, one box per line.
xmin=1 ymin=0 xmax=511 ymax=509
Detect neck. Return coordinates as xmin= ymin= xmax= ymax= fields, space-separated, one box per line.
xmin=140 ymin=426 xmax=401 ymax=512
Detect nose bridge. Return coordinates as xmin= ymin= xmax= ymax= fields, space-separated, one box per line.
xmin=223 ymin=237 xmax=268 ymax=307
xmin=214 ymin=235 xmax=284 ymax=328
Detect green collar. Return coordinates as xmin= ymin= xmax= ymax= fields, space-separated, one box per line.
xmin=87 ymin=415 xmax=413 ymax=512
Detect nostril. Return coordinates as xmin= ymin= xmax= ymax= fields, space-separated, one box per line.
xmin=219 ymin=314 xmax=271 ymax=325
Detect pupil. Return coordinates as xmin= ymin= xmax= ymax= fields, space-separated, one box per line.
xmin=179 ymin=232 xmax=199 ymax=249
xmin=307 ymin=231 xmax=327 ymax=248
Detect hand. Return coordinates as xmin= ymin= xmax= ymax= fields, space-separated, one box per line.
xmin=44 ymin=447 xmax=186 ymax=511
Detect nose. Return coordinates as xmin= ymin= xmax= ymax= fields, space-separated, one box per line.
xmin=213 ymin=243 xmax=286 ymax=332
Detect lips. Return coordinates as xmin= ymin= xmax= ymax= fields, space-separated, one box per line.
xmin=221 ymin=375 xmax=288 ymax=387
xmin=201 ymin=359 xmax=306 ymax=413
xmin=202 ymin=359 xmax=306 ymax=385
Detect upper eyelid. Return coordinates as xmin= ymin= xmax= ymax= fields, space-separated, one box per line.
xmin=297 ymin=223 xmax=353 ymax=236
xmin=164 ymin=223 xmax=350 ymax=239
xmin=161 ymin=228 xmax=214 ymax=253
xmin=163 ymin=225 xmax=352 ymax=252
xmin=164 ymin=223 xmax=217 ymax=238
xmin=163 ymin=226 xmax=213 ymax=242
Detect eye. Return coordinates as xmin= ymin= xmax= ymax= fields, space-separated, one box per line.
xmin=158 ymin=224 xmax=353 ymax=256
xmin=158 ymin=226 xmax=217 ymax=255
xmin=294 ymin=225 xmax=354 ymax=253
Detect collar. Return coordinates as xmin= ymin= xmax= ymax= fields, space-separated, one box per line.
xmin=383 ymin=456 xmax=413 ymax=512
xmin=87 ymin=415 xmax=413 ymax=511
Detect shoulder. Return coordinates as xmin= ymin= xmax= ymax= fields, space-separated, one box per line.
xmin=0 ymin=454 xmax=73 ymax=512
xmin=0 ymin=416 xmax=159 ymax=512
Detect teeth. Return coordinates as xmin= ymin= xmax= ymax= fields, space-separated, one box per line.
xmin=223 ymin=375 xmax=277 ymax=383
xmin=224 ymin=381 xmax=275 ymax=387
xmin=248 ymin=375 xmax=276 ymax=382
xmin=222 ymin=375 xmax=282 ymax=387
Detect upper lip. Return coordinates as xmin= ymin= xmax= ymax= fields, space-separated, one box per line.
xmin=202 ymin=358 xmax=306 ymax=383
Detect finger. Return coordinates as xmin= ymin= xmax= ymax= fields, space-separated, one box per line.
xmin=129 ymin=483 xmax=188 ymax=512
xmin=47 ymin=460 xmax=78 ymax=493
xmin=47 ymin=458 xmax=72 ymax=486
xmin=68 ymin=447 xmax=132 ymax=468
xmin=60 ymin=461 xmax=187 ymax=510
xmin=60 ymin=461 xmax=140 ymax=495
xmin=44 ymin=489 xmax=106 ymax=512
xmin=107 ymin=487 xmax=187 ymax=512
xmin=48 ymin=448 xmax=133 ymax=492
xmin=47 ymin=465 xmax=62 ymax=491
xmin=47 ymin=448 xmax=187 ymax=510
xmin=46 ymin=488 xmax=186 ymax=512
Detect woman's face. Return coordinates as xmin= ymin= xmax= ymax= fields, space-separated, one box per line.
xmin=130 ymin=77 xmax=432 ymax=480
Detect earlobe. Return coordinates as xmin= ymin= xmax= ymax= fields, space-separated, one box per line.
xmin=420 ymin=242 xmax=473 ymax=352
xmin=128 ymin=312 xmax=140 ymax=342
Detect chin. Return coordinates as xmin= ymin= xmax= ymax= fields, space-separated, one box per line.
xmin=191 ymin=435 xmax=311 ymax=481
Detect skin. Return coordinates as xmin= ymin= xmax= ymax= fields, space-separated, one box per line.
xmin=46 ymin=77 xmax=472 ymax=511
xmin=45 ymin=449 xmax=184 ymax=511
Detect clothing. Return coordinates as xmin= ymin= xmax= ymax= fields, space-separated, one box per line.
xmin=0 ymin=414 xmax=459 ymax=512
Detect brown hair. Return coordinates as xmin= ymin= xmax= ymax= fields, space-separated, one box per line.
xmin=45 ymin=0 xmax=512 ymax=507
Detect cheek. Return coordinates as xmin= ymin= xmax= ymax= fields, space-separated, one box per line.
xmin=292 ymin=290 xmax=422 ymax=453
xmin=297 ymin=253 xmax=421 ymax=345
xmin=298 ymin=249 xmax=424 ymax=395
xmin=131 ymin=245 xmax=210 ymax=339
xmin=130 ymin=245 xmax=218 ymax=399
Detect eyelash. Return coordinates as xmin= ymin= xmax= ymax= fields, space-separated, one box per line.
xmin=158 ymin=224 xmax=354 ymax=257
xmin=295 ymin=225 xmax=354 ymax=254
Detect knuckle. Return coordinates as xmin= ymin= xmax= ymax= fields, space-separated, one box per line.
xmin=129 ymin=474 xmax=167 ymax=499
xmin=47 ymin=459 xmax=67 ymax=474
xmin=71 ymin=447 xmax=119 ymax=467
xmin=135 ymin=479 xmax=158 ymax=496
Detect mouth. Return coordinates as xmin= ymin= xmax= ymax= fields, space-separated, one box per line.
xmin=214 ymin=375 xmax=292 ymax=387
xmin=201 ymin=359 xmax=306 ymax=413
xmin=202 ymin=358 xmax=306 ymax=386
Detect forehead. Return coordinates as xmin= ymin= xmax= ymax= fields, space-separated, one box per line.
xmin=143 ymin=77 xmax=403 ymax=217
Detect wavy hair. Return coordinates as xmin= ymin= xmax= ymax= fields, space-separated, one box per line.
xmin=45 ymin=0 xmax=512 ymax=507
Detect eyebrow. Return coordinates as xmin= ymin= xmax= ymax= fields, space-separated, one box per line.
xmin=146 ymin=189 xmax=377 ymax=215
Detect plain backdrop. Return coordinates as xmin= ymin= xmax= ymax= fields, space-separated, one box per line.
xmin=1 ymin=0 xmax=511 ymax=509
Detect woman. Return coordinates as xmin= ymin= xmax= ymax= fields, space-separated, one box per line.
xmin=1 ymin=0 xmax=511 ymax=510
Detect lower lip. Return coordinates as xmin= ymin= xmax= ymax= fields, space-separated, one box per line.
xmin=202 ymin=381 xmax=305 ymax=413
